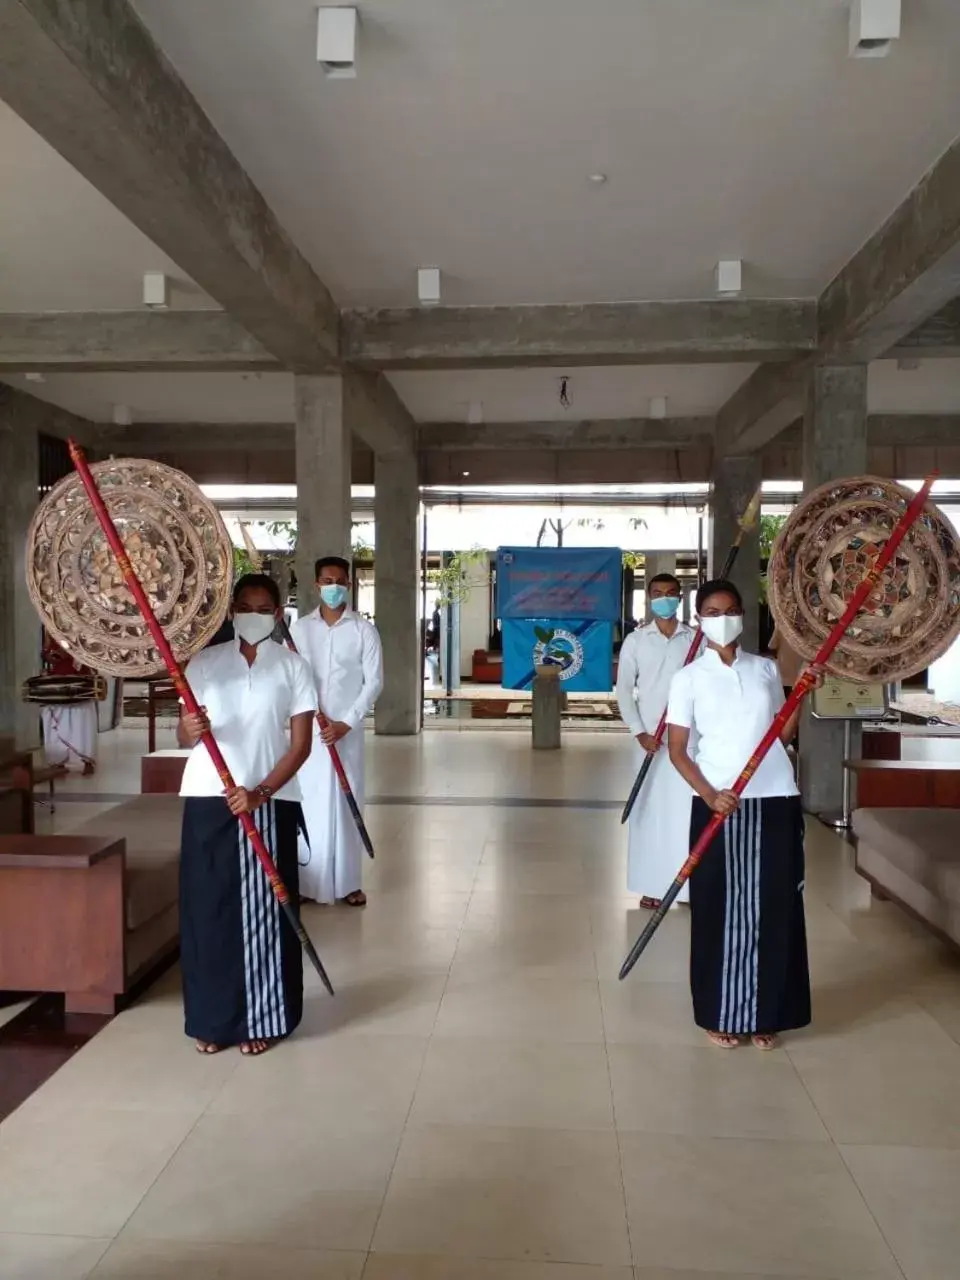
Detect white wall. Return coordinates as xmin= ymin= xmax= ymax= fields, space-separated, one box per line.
xmin=459 ymin=558 xmax=492 ymax=672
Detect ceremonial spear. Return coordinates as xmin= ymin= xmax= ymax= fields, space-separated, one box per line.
xmin=620 ymin=484 xmax=763 ymax=825
xmin=68 ymin=441 xmax=335 ymax=996
xmin=618 ymin=474 xmax=936 ymax=980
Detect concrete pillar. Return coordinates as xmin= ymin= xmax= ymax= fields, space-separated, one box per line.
xmin=374 ymin=449 xmax=421 ymax=735
xmin=643 ymin=552 xmax=677 ymax=621
xmin=532 ymin=667 xmax=562 ymax=749
xmin=294 ymin=376 xmax=351 ymax=614
xmin=800 ymin=365 xmax=868 ymax=814
xmin=0 ymin=416 xmax=40 ymax=750
xmin=710 ymin=455 xmax=761 ymax=651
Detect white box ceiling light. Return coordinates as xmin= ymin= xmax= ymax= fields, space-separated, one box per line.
xmin=317 ymin=7 xmax=358 ymax=78
xmin=418 ymin=267 xmax=441 ymax=306
xmin=143 ymin=272 xmax=168 ymax=308
xmin=716 ymin=259 xmax=742 ymax=296
xmin=849 ymin=0 xmax=901 ymax=58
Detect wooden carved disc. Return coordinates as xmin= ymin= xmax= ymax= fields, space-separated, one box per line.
xmin=767 ymin=476 xmax=960 ymax=683
xmin=25 ymin=458 xmax=233 ymax=677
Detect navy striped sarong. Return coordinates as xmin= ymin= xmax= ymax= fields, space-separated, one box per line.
xmin=179 ymin=797 xmax=303 ymax=1045
xmin=688 ymin=795 xmax=810 ymax=1036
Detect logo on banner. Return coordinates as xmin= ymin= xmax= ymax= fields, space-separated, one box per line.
xmin=532 ymin=626 xmax=584 ymax=681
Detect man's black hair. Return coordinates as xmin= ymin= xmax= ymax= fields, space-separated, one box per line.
xmin=315 ymin=555 xmax=351 ymax=579
xmin=695 ymin=578 xmax=743 ymax=614
xmin=648 ymin=573 xmax=682 ymax=592
xmin=232 ymin=573 xmax=281 ymax=609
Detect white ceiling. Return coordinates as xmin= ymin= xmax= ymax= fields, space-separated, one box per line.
xmin=0 ymin=103 xmax=213 ymax=312
xmin=868 ymin=360 xmax=960 ymax=414
xmin=9 ymin=360 xmax=960 ymax=425
xmin=131 ymin=0 xmax=960 ymax=306
xmin=391 ymin=364 xmax=755 ymax=422
xmin=1 ymin=372 xmax=295 ymax=423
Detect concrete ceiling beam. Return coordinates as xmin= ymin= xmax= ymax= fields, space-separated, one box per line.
xmin=0 ymin=0 xmax=338 ymax=371
xmin=889 ymin=298 xmax=960 ymax=360
xmin=343 ymin=370 xmax=416 ymax=456
xmin=341 ymin=300 xmax=817 ymax=370
xmin=0 ymin=311 xmax=282 ymax=373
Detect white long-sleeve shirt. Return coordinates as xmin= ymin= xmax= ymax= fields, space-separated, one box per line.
xmin=289 ymin=608 xmax=383 ymax=728
xmin=616 ymin=620 xmax=697 ymax=737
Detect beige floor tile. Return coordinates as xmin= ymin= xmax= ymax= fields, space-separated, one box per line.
xmin=473 ymin=857 xmax=587 ymax=896
xmin=592 ymin=908 xmax=692 ymax=985
xmin=372 ymin=1124 xmax=631 ymax=1266
xmin=122 ymin=1110 xmax=400 ymax=1251
xmin=632 ymin=1272 xmax=832 ymax=1280
xmin=10 ymin=1025 xmax=239 ymax=1121
xmin=299 ymin=973 xmax=447 ymax=1039
xmin=842 ymin=1143 xmax=960 ymax=1280
xmin=91 ymin=1238 xmax=365 ymax=1278
xmin=446 ymin=927 xmax=598 ymax=987
xmin=0 ymin=1108 xmax=198 ymax=1237
xmin=599 ymin=979 xmax=705 ymax=1048
xmin=609 ymin=1043 xmax=828 ymax=1142
xmin=0 ymin=1234 xmax=110 ymax=1280
xmin=434 ymin=976 xmax=604 ymax=1043
xmin=207 ymin=1032 xmax=427 ymax=1127
xmin=410 ymin=1037 xmax=614 ymax=1130
xmin=365 ymin=1257 xmax=632 ymax=1279
xmin=619 ymin=1132 xmax=901 ymax=1278
xmin=461 ymin=889 xmax=594 ymax=934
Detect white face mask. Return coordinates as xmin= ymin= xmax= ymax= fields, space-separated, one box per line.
xmin=700 ymin=614 xmax=744 ymax=648
xmin=233 ymin=612 xmax=277 ymax=647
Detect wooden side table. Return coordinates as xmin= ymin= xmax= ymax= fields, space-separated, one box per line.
xmin=845 ymin=759 xmax=960 ymax=809
xmin=0 ymin=835 xmax=126 ymax=1013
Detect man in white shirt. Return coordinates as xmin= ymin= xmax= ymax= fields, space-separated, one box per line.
xmin=291 ymin=555 xmax=383 ymax=905
xmin=615 ymin=573 xmax=698 ymax=908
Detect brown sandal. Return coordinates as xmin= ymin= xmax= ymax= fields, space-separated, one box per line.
xmin=240 ymin=1038 xmax=276 ymax=1057
xmin=195 ymin=1040 xmax=222 ymax=1055
xmin=341 ymin=890 xmax=367 ymax=907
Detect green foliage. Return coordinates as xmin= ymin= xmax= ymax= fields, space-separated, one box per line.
xmin=232 ymin=545 xmax=258 ymax=580
xmin=759 ymin=514 xmax=787 ymax=604
xmin=429 ymin=548 xmax=488 ymax=606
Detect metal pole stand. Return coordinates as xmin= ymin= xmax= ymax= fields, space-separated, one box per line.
xmin=819 ymin=718 xmax=853 ymax=830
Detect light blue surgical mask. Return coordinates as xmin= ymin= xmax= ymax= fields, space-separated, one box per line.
xmin=320 ymin=583 xmax=349 ymax=609
xmin=650 ymin=596 xmax=680 ymax=620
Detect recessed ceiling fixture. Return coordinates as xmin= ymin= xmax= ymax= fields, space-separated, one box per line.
xmin=112 ymin=404 xmax=133 ymax=426
xmin=25 ymin=372 xmax=45 ymax=383
xmin=649 ymin=396 xmax=668 ymax=419
xmin=467 ymin=400 xmax=484 ymax=425
xmin=716 ymin=259 xmax=742 ymax=296
xmin=588 ymin=173 xmax=607 ymax=186
xmin=143 ymin=272 xmax=168 ymax=308
xmin=418 ymin=266 xmax=441 ymax=307
xmin=849 ymin=0 xmax=900 ymax=59
xmin=317 ymin=7 xmax=358 ymax=78
xmin=462 ymin=470 xmax=471 ymax=477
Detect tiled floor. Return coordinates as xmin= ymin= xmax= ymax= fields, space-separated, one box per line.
xmin=2 ymin=726 xmax=960 ymax=1279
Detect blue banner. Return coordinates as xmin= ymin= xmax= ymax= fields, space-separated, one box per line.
xmin=502 ymin=619 xmax=614 ymax=692
xmin=496 ymin=548 xmax=621 ymax=621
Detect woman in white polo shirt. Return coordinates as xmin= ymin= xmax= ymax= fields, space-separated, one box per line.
xmin=667 ymin=579 xmax=816 ymax=1051
xmin=177 ymin=574 xmax=317 ymax=1057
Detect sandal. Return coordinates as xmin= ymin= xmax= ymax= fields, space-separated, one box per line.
xmin=751 ymin=1034 xmax=779 ymax=1051
xmin=705 ymin=1031 xmax=740 ymax=1049
xmin=341 ymin=890 xmax=367 ymax=907
xmin=195 ymin=1040 xmax=222 ymax=1055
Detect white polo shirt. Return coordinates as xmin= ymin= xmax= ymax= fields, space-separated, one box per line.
xmin=666 ymin=647 xmax=798 ymax=800
xmin=179 ymin=638 xmax=317 ymax=801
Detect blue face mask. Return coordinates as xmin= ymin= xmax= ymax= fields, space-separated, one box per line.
xmin=320 ymin=584 xmax=349 ymax=609
xmin=650 ymin=596 xmax=680 ymax=620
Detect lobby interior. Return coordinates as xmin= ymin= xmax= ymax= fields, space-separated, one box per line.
xmin=3 ymin=3 xmax=960 ymax=1277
